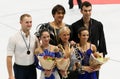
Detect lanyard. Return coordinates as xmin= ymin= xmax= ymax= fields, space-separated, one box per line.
xmin=20 ymin=31 xmax=31 ymax=55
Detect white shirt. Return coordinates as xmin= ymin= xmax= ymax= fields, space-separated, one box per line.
xmin=7 ymin=30 xmax=37 ymax=65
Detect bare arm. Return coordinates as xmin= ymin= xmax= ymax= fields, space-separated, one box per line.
xmin=6 ymin=56 xmax=15 ymax=79
xmin=91 ymin=44 xmax=102 ymax=58
xmin=91 ymin=44 xmax=97 ymax=53
xmin=34 ymin=36 xmax=43 ymax=55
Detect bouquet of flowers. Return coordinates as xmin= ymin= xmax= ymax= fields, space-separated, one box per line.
xmin=89 ymin=53 xmax=109 ymax=67
xmin=56 ymin=57 xmax=70 ymax=70
xmin=37 ymin=56 xmax=55 ymax=70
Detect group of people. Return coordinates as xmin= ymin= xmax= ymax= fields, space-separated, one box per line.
xmin=6 ymin=1 xmax=107 ymax=79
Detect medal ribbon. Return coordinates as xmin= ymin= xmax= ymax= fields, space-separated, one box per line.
xmin=20 ymin=31 xmax=31 ymax=54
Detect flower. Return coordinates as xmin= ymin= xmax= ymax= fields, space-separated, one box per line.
xmin=43 ymin=56 xmax=55 ymax=61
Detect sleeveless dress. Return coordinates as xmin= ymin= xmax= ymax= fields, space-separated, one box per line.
xmin=77 ymin=47 xmax=97 ymax=79
xmin=68 ymin=44 xmax=97 ymax=79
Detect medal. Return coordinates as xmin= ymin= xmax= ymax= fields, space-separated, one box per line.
xmin=27 ymin=50 xmax=30 ymax=55
xmin=21 ymin=31 xmax=31 ymax=55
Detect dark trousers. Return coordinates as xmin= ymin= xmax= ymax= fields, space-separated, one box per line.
xmin=13 ymin=63 xmax=37 ymax=79
xmin=68 ymin=0 xmax=82 ymax=9
xmin=67 ymin=70 xmax=79 ymax=79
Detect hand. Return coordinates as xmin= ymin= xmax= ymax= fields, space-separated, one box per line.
xmin=60 ymin=70 xmax=68 ymax=78
xmin=72 ymin=64 xmax=77 ymax=70
xmin=82 ymin=66 xmax=95 ymax=73
xmin=44 ymin=69 xmax=52 ymax=77
xmin=54 ymin=46 xmax=59 ymax=52
xmin=70 ymin=40 xmax=76 ymax=46
xmin=91 ymin=65 xmax=101 ymax=71
xmin=94 ymin=52 xmax=103 ymax=58
xmin=35 ymin=47 xmax=43 ymax=54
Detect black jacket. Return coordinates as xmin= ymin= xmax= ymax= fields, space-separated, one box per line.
xmin=70 ymin=18 xmax=107 ymax=56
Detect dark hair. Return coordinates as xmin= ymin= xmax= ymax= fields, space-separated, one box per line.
xmin=39 ymin=29 xmax=50 ymax=37
xmin=52 ymin=4 xmax=65 ymax=16
xmin=78 ymin=27 xmax=88 ymax=35
xmin=81 ymin=1 xmax=92 ymax=10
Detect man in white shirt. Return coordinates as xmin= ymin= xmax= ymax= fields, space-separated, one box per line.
xmin=6 ymin=14 xmax=38 ymax=79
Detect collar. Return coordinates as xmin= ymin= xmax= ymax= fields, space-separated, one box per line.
xmin=20 ymin=30 xmax=30 ymax=37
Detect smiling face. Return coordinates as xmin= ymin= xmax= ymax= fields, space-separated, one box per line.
xmin=53 ymin=10 xmax=65 ymax=22
xmin=52 ymin=5 xmax=65 ymax=23
xmin=78 ymin=29 xmax=89 ymax=43
xmin=59 ymin=27 xmax=70 ymax=43
xmin=20 ymin=14 xmax=32 ymax=32
xmin=40 ymin=31 xmax=50 ymax=45
xmin=59 ymin=31 xmax=70 ymax=43
xmin=81 ymin=6 xmax=92 ymax=20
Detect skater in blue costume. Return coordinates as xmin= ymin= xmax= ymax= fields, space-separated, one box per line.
xmin=34 ymin=29 xmax=60 ymax=79
xmin=69 ymin=27 xmax=101 ymax=79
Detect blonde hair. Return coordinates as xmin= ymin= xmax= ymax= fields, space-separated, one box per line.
xmin=59 ymin=26 xmax=71 ymax=35
xmin=20 ymin=13 xmax=31 ymax=21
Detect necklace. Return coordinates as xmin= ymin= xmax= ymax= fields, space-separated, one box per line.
xmin=21 ymin=31 xmax=31 ymax=55
xmin=79 ymin=43 xmax=88 ymax=54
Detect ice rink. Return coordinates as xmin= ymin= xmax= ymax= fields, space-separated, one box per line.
xmin=0 ymin=0 xmax=120 ymax=79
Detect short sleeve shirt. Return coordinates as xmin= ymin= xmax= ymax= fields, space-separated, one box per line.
xmin=7 ymin=30 xmax=37 ymax=65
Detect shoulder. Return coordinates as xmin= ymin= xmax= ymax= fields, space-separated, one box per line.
xmin=50 ymin=44 xmax=59 ymax=52
xmin=71 ymin=19 xmax=83 ymax=29
xmin=91 ymin=18 xmax=103 ymax=25
xmin=34 ymin=47 xmax=43 ymax=55
xmin=91 ymin=44 xmax=96 ymax=48
xmin=91 ymin=43 xmax=97 ymax=52
xmin=72 ymin=19 xmax=82 ymax=25
xmin=50 ymin=44 xmax=56 ymax=48
xmin=7 ymin=32 xmax=20 ymax=47
xmin=9 ymin=32 xmax=20 ymax=41
xmin=91 ymin=18 xmax=104 ymax=29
